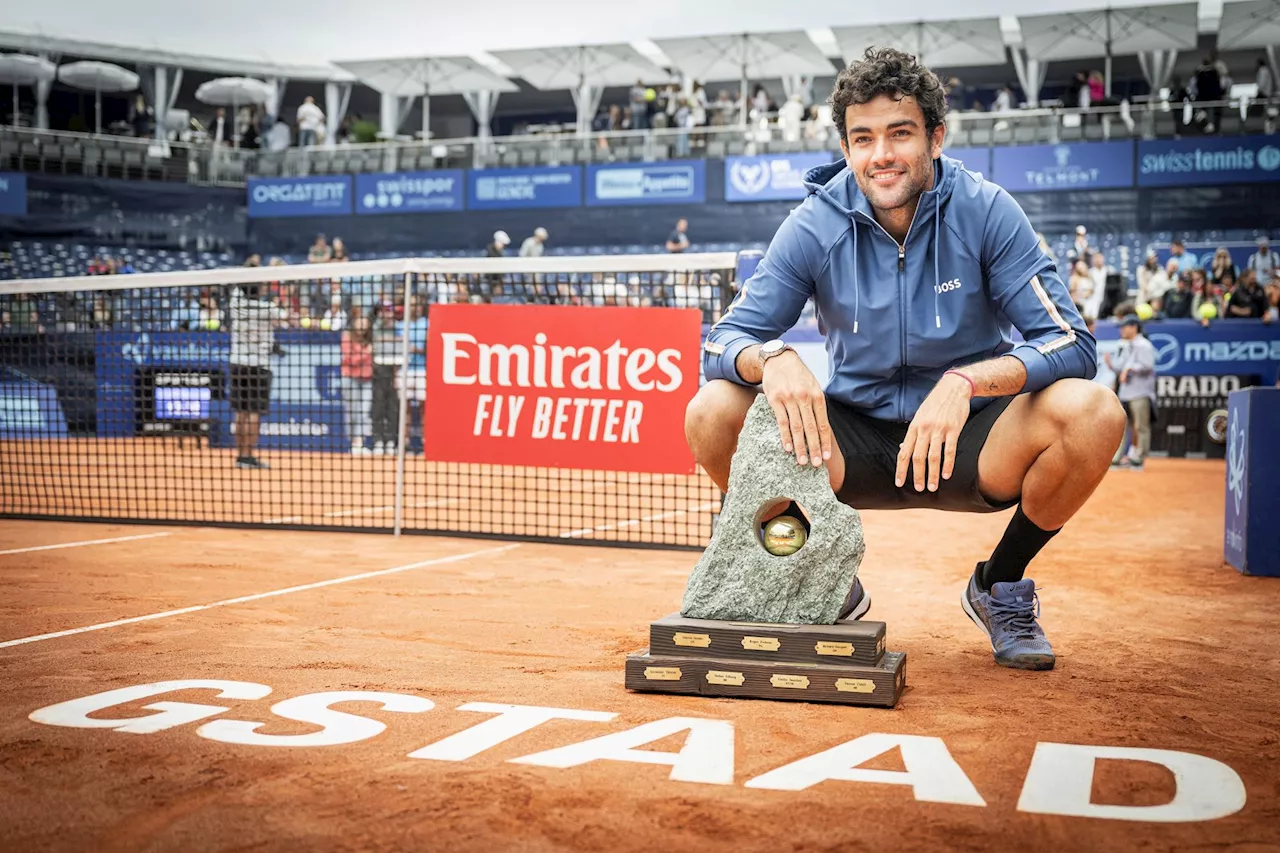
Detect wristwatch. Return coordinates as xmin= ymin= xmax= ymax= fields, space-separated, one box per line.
xmin=758 ymin=339 xmax=792 ymax=368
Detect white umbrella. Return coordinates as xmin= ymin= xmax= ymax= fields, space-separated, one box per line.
xmin=57 ymin=60 xmax=140 ymax=134
xmin=195 ymin=77 xmax=273 ymax=148
xmin=0 ymin=53 xmax=56 ymax=128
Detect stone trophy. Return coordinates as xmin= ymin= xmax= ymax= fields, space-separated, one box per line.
xmin=625 ymin=397 xmax=907 ymax=707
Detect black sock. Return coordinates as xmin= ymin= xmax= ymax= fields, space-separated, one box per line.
xmin=980 ymin=505 xmax=1060 ymax=591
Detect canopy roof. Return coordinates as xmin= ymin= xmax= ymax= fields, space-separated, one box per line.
xmin=1216 ymin=0 xmax=1280 ymax=50
xmin=831 ymin=18 xmax=1006 ymax=68
xmin=653 ymin=31 xmax=835 ymax=83
xmin=332 ymin=56 xmax=517 ymax=97
xmin=1014 ymin=4 xmax=1201 ymax=61
xmin=491 ymin=44 xmax=668 ymax=90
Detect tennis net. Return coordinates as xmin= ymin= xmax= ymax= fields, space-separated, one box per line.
xmin=0 ymin=252 xmax=741 ymax=548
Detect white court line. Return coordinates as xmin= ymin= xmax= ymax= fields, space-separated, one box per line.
xmin=264 ymin=499 xmax=455 ymax=525
xmin=559 ymin=501 xmax=721 ymax=538
xmin=0 ymin=532 xmax=172 ymax=557
xmin=0 ymin=543 xmax=520 ymax=650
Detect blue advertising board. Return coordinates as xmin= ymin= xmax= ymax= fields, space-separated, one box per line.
xmin=725 ymin=153 xmax=836 ymax=202
xmin=468 ymin=166 xmax=582 ymax=210
xmin=0 ymin=172 xmax=27 ymax=217
xmin=1137 ymin=135 xmax=1280 ymax=187
xmin=94 ymin=330 xmax=347 ymax=450
xmin=1224 ymin=388 xmax=1280 ymax=576
xmin=1154 ymin=242 xmax=1262 ymax=275
xmin=355 ymin=170 xmax=464 ymax=214
xmin=247 ymin=176 xmax=353 ymax=218
xmin=993 ymin=141 xmax=1135 ymax=191
xmin=0 ymin=366 xmax=68 ymax=439
xmin=1093 ymin=319 xmax=1280 ymax=384
xmin=587 ymin=160 xmax=705 ymax=206
xmin=944 ymin=147 xmax=992 ymax=176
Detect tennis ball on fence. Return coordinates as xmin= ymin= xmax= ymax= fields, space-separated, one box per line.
xmin=301 ymin=317 xmax=312 ymax=329
xmin=1136 ymin=303 xmax=1154 ymax=321
xmin=205 ymin=318 xmax=220 ymax=331
xmin=1198 ymin=302 xmax=1218 ymax=320
xmin=320 ymin=318 xmax=332 ymax=330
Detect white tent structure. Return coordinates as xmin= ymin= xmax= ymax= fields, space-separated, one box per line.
xmin=831 ymin=18 xmax=1006 ymax=69
xmin=491 ymin=44 xmax=668 ymax=135
xmin=57 ymin=59 xmax=139 ymax=134
xmin=335 ymin=55 xmax=517 ymax=143
xmin=1011 ymin=4 xmax=1200 ymax=104
xmin=1217 ymin=0 xmax=1280 ymax=87
xmin=654 ymin=31 xmax=835 ymax=126
xmin=0 ymin=53 xmax=55 ymax=128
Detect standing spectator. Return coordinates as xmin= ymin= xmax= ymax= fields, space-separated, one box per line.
xmin=1069 ymin=225 xmax=1091 ymax=264
xmin=296 ymin=96 xmax=325 ymax=147
xmin=1209 ymin=247 xmax=1238 ymax=284
xmin=129 ymin=95 xmax=152 ymax=137
xmin=1068 ymin=260 xmax=1094 ymax=314
xmin=1246 ymin=236 xmax=1277 ymax=283
xmin=369 ymin=303 xmax=400 ymax=456
xmin=780 ymin=93 xmax=805 ymax=142
xmin=1168 ymin=239 xmax=1193 ymax=274
xmin=308 ymin=234 xmax=332 ymax=264
xmin=228 ymin=283 xmax=286 ymax=470
xmin=1136 ymin=253 xmax=1171 ymax=305
xmin=666 ymin=218 xmax=690 ymax=253
xmin=1225 ymin=269 xmax=1270 ymax=319
xmin=1106 ymin=315 xmax=1157 ymax=471
xmin=397 ymin=296 xmax=429 ymax=446
xmin=519 ymin=227 xmax=548 ymax=258
xmin=993 ymin=84 xmax=1014 ymax=112
xmin=209 ymin=108 xmax=231 ymax=144
xmin=487 ymin=230 xmax=510 ymax=258
xmin=1163 ymin=274 xmax=1194 ymax=318
xmin=751 ymin=84 xmax=770 ymax=119
xmin=1192 ymin=54 xmax=1225 ymax=133
xmin=1086 ymin=252 xmax=1109 ymax=320
xmin=341 ymin=314 xmax=374 ymax=455
xmin=1258 ymin=57 xmax=1276 ymax=99
xmin=630 ymin=80 xmax=649 ymax=130
xmin=241 ymin=106 xmax=260 ymax=149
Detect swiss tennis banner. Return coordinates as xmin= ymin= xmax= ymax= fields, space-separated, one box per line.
xmin=424 ymin=304 xmax=701 ymax=473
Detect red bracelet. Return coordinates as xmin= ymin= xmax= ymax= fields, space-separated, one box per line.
xmin=944 ymin=369 xmax=976 ymax=397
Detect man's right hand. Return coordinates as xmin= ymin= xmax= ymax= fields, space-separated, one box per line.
xmin=761 ymin=351 xmax=831 ymax=468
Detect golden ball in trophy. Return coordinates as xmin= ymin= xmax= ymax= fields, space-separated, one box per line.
xmin=762 ymin=515 xmax=807 ymax=556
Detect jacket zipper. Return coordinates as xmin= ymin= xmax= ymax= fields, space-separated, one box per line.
xmin=855 ymin=202 xmax=924 ymax=422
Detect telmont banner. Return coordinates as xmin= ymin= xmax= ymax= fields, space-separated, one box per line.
xmin=992 ymin=141 xmax=1135 ymax=192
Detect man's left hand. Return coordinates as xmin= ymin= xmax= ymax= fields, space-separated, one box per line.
xmin=895 ymin=373 xmax=973 ymax=493
xmin=1119 ymin=368 xmax=1130 ymax=384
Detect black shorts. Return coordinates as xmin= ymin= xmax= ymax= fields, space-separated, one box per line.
xmin=229 ymin=365 xmax=272 ymax=414
xmin=827 ymin=394 xmax=1019 ymax=513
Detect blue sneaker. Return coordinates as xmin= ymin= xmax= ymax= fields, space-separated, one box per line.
xmin=838 ymin=578 xmax=872 ymax=621
xmin=961 ymin=565 xmax=1055 ymax=670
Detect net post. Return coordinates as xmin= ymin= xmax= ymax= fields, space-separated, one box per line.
xmin=393 ymin=269 xmax=413 ymax=537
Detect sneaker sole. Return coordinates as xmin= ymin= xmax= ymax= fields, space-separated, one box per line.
xmin=839 ymin=587 xmax=872 ymax=621
xmin=960 ymin=585 xmax=1055 ymax=671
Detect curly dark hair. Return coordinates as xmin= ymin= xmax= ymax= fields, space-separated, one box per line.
xmin=829 ymin=47 xmax=948 ymax=143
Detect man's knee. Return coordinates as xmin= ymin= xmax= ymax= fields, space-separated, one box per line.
xmin=684 ymin=379 xmax=756 ymax=453
xmin=1043 ymin=379 xmax=1127 ymax=444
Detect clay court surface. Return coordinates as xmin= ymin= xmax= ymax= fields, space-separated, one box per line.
xmin=1 ymin=458 xmax=1277 ymax=852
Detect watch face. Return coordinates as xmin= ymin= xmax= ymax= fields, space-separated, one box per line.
xmin=762 ymin=340 xmax=784 ymax=356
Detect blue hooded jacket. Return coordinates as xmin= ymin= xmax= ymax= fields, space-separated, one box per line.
xmin=703 ymin=155 xmax=1096 ymax=422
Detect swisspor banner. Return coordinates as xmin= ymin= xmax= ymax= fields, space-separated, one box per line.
xmin=424 ymin=304 xmax=701 ymax=474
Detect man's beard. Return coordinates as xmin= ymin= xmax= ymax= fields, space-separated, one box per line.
xmin=854 ymin=153 xmax=933 ymax=213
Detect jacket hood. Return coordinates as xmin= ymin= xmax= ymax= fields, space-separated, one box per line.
xmin=802 ymin=154 xmax=963 ymax=220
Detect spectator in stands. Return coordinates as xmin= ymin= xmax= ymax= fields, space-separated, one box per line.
xmin=1265 ymin=283 xmax=1280 ymax=322
xmin=1106 ymin=315 xmax=1157 ymax=471
xmin=487 ymin=230 xmax=510 ymax=257
xmin=1192 ymin=54 xmax=1225 ymax=133
xmin=519 ymin=227 xmax=548 ymax=258
xmin=369 ymin=302 xmax=400 ymax=455
xmin=324 ymin=293 xmax=347 ymax=331
xmin=341 ymin=314 xmax=374 ymax=455
xmin=1194 ymin=277 xmax=1226 ymax=325
xmin=308 ymin=234 xmax=332 ymax=264
xmin=1086 ymin=252 xmax=1109 ymax=319
xmin=209 ymin=108 xmax=231 ymax=144
xmin=751 ymin=85 xmax=771 ymax=119
xmin=331 ymin=237 xmax=348 ymax=262
xmin=1247 ymin=236 xmax=1277 ymax=283
xmin=296 ymin=96 xmax=325 ymax=147
xmin=398 ymin=296 xmax=429 ymax=438
xmin=129 ymin=95 xmax=152 ymax=137
xmin=1210 ymin=247 xmax=1238 ymax=284
xmin=1136 ymin=253 xmax=1170 ymax=306
xmin=1069 ymin=225 xmax=1091 ymax=265
xmin=1068 ymin=260 xmax=1093 ymax=314
xmin=1085 ymin=70 xmax=1134 ymax=130
xmin=1162 ymin=274 xmax=1194 ymax=319
xmin=713 ymin=90 xmax=735 ymax=126
xmin=630 ymin=80 xmax=649 ymax=130
xmin=993 ymin=84 xmax=1014 ymax=112
xmin=1168 ymin=240 xmax=1193 ymax=274
xmin=1226 ymin=269 xmax=1270 ymax=319
xmin=780 ymin=94 xmax=805 ymax=142
xmin=666 ymin=218 xmax=690 ymax=254
xmin=241 ymin=107 xmax=261 ymax=149
xmin=88 ymin=256 xmax=109 ymax=275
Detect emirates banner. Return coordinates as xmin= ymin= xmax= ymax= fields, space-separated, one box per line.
xmin=424 ymin=304 xmax=701 ymax=473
